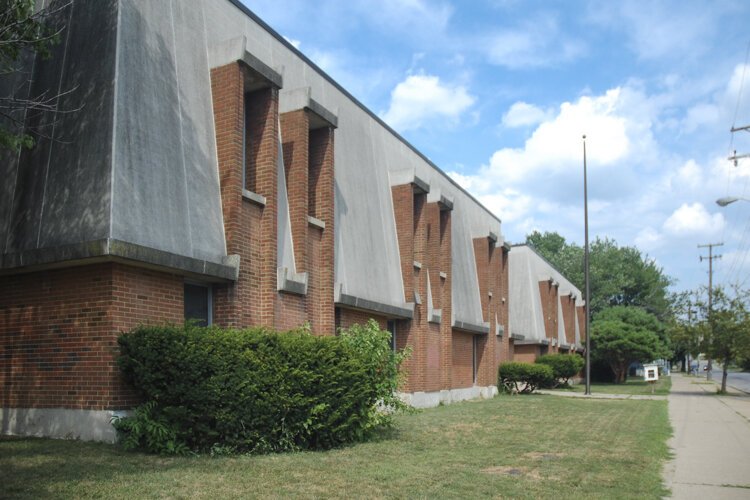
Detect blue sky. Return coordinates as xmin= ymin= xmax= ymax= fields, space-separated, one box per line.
xmin=241 ymin=0 xmax=750 ymax=294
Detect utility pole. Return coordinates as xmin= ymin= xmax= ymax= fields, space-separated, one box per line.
xmin=728 ymin=124 xmax=750 ymax=166
xmin=583 ymin=135 xmax=591 ymax=396
xmin=698 ymin=242 xmax=723 ymax=380
xmin=685 ymin=296 xmax=693 ymax=375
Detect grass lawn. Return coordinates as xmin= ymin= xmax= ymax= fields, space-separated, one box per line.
xmin=0 ymin=395 xmax=671 ymax=499
xmin=559 ymin=375 xmax=672 ymax=396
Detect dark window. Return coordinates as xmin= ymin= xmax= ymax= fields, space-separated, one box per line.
xmin=243 ymin=95 xmax=252 ymax=191
xmin=472 ymin=336 xmax=478 ymax=384
xmin=387 ymin=320 xmax=397 ymax=351
xmin=184 ymin=284 xmax=212 ymax=327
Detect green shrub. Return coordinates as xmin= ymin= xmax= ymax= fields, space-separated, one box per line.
xmin=114 ymin=321 xmax=409 ymax=455
xmin=338 ymin=320 xmax=413 ymax=430
xmin=536 ymin=354 xmax=585 ymax=387
xmin=498 ymin=362 xmax=554 ymax=394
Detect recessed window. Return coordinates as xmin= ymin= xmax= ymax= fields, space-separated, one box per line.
xmin=184 ymin=283 xmax=212 ymax=327
xmin=243 ymin=94 xmax=253 ymax=191
xmin=387 ymin=320 xmax=397 ymax=351
xmin=472 ymin=336 xmax=478 ymax=385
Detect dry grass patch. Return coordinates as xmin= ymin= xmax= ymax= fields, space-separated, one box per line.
xmin=1 ymin=395 xmax=670 ymax=499
xmin=481 ymin=466 xmax=542 ymax=480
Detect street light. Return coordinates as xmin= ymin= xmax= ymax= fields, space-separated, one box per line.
xmin=583 ymin=135 xmax=591 ymax=396
xmin=716 ymin=196 xmax=750 ymax=207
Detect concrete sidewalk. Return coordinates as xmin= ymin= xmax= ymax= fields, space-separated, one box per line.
xmin=663 ymin=373 xmax=750 ymax=499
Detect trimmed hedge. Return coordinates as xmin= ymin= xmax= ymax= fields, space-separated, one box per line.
xmin=114 ymin=321 xmax=409 ymax=455
xmin=498 ymin=362 xmax=554 ymax=394
xmin=536 ymin=354 xmax=585 ymax=387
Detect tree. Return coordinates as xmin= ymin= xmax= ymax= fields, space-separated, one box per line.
xmin=525 ymin=231 xmax=673 ymax=319
xmin=697 ymin=286 xmax=750 ymax=393
xmin=666 ymin=290 xmax=701 ymax=371
xmin=590 ymin=306 xmax=671 ymax=383
xmin=1 ymin=0 xmax=71 ymax=151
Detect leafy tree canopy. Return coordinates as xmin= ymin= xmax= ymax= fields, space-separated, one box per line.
xmin=696 ymin=286 xmax=750 ymax=392
xmin=526 ymin=231 xmax=673 ymax=319
xmin=591 ymin=306 xmax=671 ymax=383
xmin=1 ymin=0 xmax=68 ymax=151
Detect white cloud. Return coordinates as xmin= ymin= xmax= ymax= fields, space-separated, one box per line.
xmin=485 ymin=14 xmax=585 ymax=69
xmin=586 ymin=1 xmax=724 ymax=62
xmin=663 ymin=203 xmax=725 ymax=236
xmin=381 ymin=74 xmax=475 ymax=131
xmin=634 ymin=227 xmax=663 ymax=251
xmin=370 ymin=0 xmax=453 ymax=38
xmin=501 ymin=102 xmax=552 ymax=128
xmin=479 ymin=87 xmax=647 ymax=187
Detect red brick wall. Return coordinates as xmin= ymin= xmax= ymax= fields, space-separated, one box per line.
xmin=308 ymin=127 xmax=335 ymax=335
xmin=212 ymin=63 xmax=335 ymax=334
xmin=538 ymin=280 xmax=558 ymax=342
xmin=514 ymin=344 xmax=541 ymax=363
xmin=280 ymin=109 xmax=309 ymax=273
xmin=392 ymin=185 xmax=460 ymax=394
xmin=0 ymin=263 xmax=183 ymax=411
xmin=211 ymin=63 xmax=280 ymax=329
xmin=451 ymin=331 xmax=475 ymax=389
xmin=499 ymin=248 xmax=512 ymax=363
xmin=561 ymin=295 xmax=576 ymax=344
xmin=471 ymin=236 xmax=506 ymax=387
xmin=335 ymin=308 xmax=387 ymax=331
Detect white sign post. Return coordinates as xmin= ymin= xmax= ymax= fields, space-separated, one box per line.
xmin=643 ymin=364 xmax=659 ymax=394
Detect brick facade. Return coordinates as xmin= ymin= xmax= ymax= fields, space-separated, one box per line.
xmin=209 ymin=62 xmax=335 ymax=335
xmin=391 ymin=182 xmax=508 ymax=393
xmin=0 ymin=263 xmax=183 ymax=411
xmin=514 ymin=344 xmax=541 ymax=363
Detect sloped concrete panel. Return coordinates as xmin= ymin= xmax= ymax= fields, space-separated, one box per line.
xmin=0 ymin=51 xmax=33 ymax=253
xmin=171 ymin=0 xmax=227 ymax=260
xmin=37 ymin=0 xmax=118 ymax=249
xmin=509 ymin=245 xmax=583 ymax=342
xmin=112 ymin=0 xmax=226 ymax=262
xmin=451 ymin=207 xmax=486 ymax=328
xmin=3 ymin=0 xmax=116 ymax=254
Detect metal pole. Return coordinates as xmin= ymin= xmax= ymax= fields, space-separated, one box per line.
xmin=698 ymin=242 xmax=722 ymax=381
xmin=583 ymin=135 xmax=591 ymax=395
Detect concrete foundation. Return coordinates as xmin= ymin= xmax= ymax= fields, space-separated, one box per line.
xmin=1 ymin=408 xmax=124 ymax=443
xmin=400 ymin=385 xmax=498 ymax=408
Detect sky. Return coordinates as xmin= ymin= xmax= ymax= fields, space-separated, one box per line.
xmin=241 ymin=0 xmax=750 ymax=295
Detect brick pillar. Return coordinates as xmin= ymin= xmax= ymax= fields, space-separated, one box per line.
xmin=308 ymin=126 xmax=335 ymax=335
xmin=280 ymin=109 xmax=309 ymax=272
xmin=392 ymin=185 xmax=415 ymax=302
xmin=499 ymin=246 xmax=511 ymax=362
xmin=439 ymin=209 xmax=452 ymax=389
xmin=210 ymin=62 xmax=279 ymax=329
xmin=247 ymin=86 xmax=280 ymax=327
xmin=210 ymin=63 xmax=244 ymax=326
xmin=421 ymin=201 xmax=442 ymax=393
xmin=472 ymin=236 xmax=495 ymax=386
xmin=391 ymin=185 xmax=417 ymax=392
xmin=538 ymin=280 xmax=558 ymax=342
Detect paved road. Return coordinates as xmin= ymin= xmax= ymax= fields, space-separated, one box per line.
xmin=704 ymin=365 xmax=750 ymax=393
xmin=664 ymin=373 xmax=750 ymax=499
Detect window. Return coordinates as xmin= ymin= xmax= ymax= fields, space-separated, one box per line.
xmin=387 ymin=320 xmax=397 ymax=351
xmin=184 ymin=283 xmax=212 ymax=326
xmin=472 ymin=336 xmax=478 ymax=385
xmin=242 ymin=94 xmax=252 ymax=191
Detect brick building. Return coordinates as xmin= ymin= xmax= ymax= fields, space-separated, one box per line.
xmin=1 ymin=1 xmax=557 ymax=441
xmin=508 ymin=244 xmax=586 ymax=361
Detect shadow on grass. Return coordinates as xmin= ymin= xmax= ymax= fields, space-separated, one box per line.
xmin=1 ymin=426 xmax=407 ymax=498
xmin=0 ymin=437 xmax=185 ymax=498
